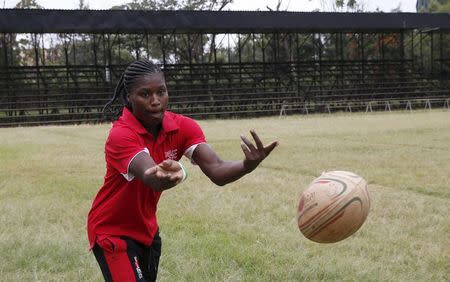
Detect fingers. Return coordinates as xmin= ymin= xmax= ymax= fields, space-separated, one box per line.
xmin=264 ymin=141 xmax=279 ymax=155
xmin=250 ymin=129 xmax=264 ymax=150
xmin=155 ymin=168 xmax=172 ymax=179
xmin=145 ymin=162 xmax=176 ymax=180
xmin=144 ymin=166 xmax=157 ymax=176
xmin=240 ymin=130 xmax=278 ymax=173
xmin=160 ymin=159 xmax=174 ymax=169
xmin=160 ymin=159 xmax=181 ymax=171
xmin=157 ymin=160 xmax=184 ymax=182
xmin=240 ymin=141 xmax=251 ymax=157
xmin=242 ymin=130 xmax=278 ymax=153
xmin=240 ymin=134 xmax=257 ymax=152
xmin=154 ymin=169 xmax=181 ymax=183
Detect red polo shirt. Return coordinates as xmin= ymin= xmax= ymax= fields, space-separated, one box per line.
xmin=87 ymin=108 xmax=206 ymax=248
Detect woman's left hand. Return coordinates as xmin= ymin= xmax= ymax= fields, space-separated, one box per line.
xmin=240 ymin=129 xmax=278 ymax=173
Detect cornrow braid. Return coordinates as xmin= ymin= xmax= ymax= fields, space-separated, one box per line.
xmin=102 ymin=59 xmax=164 ymax=115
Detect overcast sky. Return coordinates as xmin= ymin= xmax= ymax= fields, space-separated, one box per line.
xmin=2 ymin=0 xmax=417 ymax=12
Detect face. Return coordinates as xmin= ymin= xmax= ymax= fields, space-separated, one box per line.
xmin=127 ymin=72 xmax=168 ymax=128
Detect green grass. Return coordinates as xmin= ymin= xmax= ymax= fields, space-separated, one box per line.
xmin=0 ymin=110 xmax=449 ymax=281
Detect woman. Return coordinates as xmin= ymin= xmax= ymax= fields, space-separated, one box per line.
xmin=87 ymin=59 xmax=278 ymax=282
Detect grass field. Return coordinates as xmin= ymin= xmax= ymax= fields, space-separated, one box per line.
xmin=0 ymin=110 xmax=449 ymax=281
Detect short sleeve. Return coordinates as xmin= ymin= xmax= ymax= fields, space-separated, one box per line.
xmin=105 ymin=126 xmax=149 ymax=181
xmin=180 ymin=117 xmax=207 ymax=160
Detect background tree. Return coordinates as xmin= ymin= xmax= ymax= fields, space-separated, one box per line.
xmin=417 ymin=0 xmax=450 ymax=12
xmin=109 ymin=0 xmax=233 ymax=65
xmin=112 ymin=0 xmax=232 ymax=12
xmin=416 ymin=0 xmax=449 ymax=76
xmin=429 ymin=0 xmax=450 ymax=12
xmin=312 ymin=0 xmax=366 ymax=12
xmin=14 ymin=0 xmax=42 ymax=8
xmin=11 ymin=0 xmax=44 ymax=67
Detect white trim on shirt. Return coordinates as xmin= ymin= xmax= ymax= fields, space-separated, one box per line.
xmin=121 ymin=148 xmax=150 ymax=181
xmin=183 ymin=142 xmax=207 ymax=164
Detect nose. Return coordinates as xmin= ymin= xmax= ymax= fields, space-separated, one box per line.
xmin=149 ymin=93 xmax=161 ymax=106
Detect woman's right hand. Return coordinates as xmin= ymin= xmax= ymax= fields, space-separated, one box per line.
xmin=144 ymin=160 xmax=185 ymax=188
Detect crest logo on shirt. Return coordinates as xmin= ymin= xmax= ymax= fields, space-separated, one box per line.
xmin=165 ymin=149 xmax=178 ymax=160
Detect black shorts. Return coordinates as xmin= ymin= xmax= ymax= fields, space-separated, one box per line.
xmin=92 ymin=231 xmax=162 ymax=282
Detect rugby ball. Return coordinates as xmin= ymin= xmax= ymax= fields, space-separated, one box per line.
xmin=297 ymin=171 xmax=370 ymax=243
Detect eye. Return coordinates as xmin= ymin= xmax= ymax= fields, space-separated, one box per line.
xmin=157 ymin=88 xmax=167 ymax=96
xmin=139 ymin=89 xmax=150 ymax=97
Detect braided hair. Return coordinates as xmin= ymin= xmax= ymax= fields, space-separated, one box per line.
xmin=103 ymin=60 xmax=164 ymax=116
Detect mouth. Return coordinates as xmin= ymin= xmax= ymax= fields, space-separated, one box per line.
xmin=148 ymin=111 xmax=164 ymax=119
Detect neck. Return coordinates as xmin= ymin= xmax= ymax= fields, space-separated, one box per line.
xmin=146 ymin=123 xmax=162 ymax=139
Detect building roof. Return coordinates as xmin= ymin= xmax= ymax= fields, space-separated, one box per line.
xmin=1 ymin=9 xmax=449 ymax=34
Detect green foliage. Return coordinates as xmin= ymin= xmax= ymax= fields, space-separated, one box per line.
xmin=346 ymin=0 xmax=357 ymax=10
xmin=78 ymin=0 xmax=89 ymax=10
xmin=433 ymin=0 xmax=450 ymax=11
xmin=317 ymin=0 xmax=364 ymax=12
xmin=14 ymin=0 xmax=43 ymax=9
xmin=5 ymin=0 xmax=235 ymax=68
xmin=419 ymin=0 xmax=450 ymax=12
xmin=112 ymin=0 xmax=233 ymax=11
xmin=108 ymin=0 xmax=235 ymax=66
xmin=335 ymin=0 xmax=344 ymax=8
xmin=3 ymin=2 xmax=42 ymax=67
xmin=442 ymin=2 xmax=450 ymax=11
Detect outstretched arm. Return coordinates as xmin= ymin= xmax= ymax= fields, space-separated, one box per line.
xmin=129 ymin=152 xmax=184 ymax=192
xmin=192 ymin=130 xmax=278 ymax=186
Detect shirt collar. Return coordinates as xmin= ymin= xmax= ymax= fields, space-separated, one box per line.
xmin=161 ymin=111 xmax=179 ymax=133
xmin=121 ymin=107 xmax=179 ymax=135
